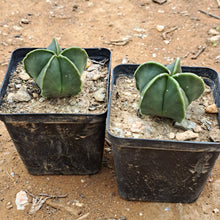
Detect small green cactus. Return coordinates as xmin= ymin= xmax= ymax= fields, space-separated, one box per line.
xmin=23 ymin=38 xmax=88 ymax=98
xmin=134 ymin=58 xmax=205 ymax=123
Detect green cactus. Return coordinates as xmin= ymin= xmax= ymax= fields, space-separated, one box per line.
xmin=134 ymin=58 xmax=205 ymax=122
xmin=23 ymin=38 xmax=88 ymax=98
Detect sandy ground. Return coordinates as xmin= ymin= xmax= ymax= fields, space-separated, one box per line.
xmin=0 ymin=0 xmax=220 ymax=219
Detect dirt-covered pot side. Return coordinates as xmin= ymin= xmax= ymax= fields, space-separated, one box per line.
xmin=107 ymin=64 xmax=220 ymax=203
xmin=0 ymin=47 xmax=111 ymax=175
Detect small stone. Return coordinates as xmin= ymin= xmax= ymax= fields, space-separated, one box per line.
xmin=75 ymin=202 xmax=83 ymax=207
xmin=209 ymin=126 xmax=220 ymax=142
xmin=39 ymin=97 xmax=45 ymax=103
xmin=86 ymin=59 xmax=92 ymax=68
xmin=122 ymin=57 xmax=128 ymax=64
xmin=13 ymin=25 xmax=22 ymax=31
xmin=94 ymin=88 xmax=106 ymax=102
xmin=111 ymin=127 xmax=124 ymax=137
xmin=133 ymin=27 xmax=146 ymax=33
xmin=213 ymin=208 xmax=219 ymax=214
xmin=8 ymin=83 xmax=15 ymax=88
xmin=15 ymin=84 xmax=21 ymax=89
xmin=156 ymin=25 xmax=165 ymax=32
xmin=32 ymin=93 xmax=38 ymax=98
xmin=20 ymin=18 xmax=30 ymax=24
xmin=0 ymin=159 xmax=5 ymax=165
xmin=13 ymin=90 xmax=32 ymax=102
xmin=131 ymin=121 xmax=143 ymax=133
xmin=208 ymin=28 xmax=220 ymax=35
xmin=207 ymin=35 xmax=220 ymax=43
xmin=168 ymin=132 xmax=175 ymax=139
xmin=15 ymin=191 xmax=28 ymax=210
xmin=194 ymin=125 xmax=202 ymax=133
xmin=19 ymin=71 xmax=30 ymax=80
xmin=6 ymin=201 xmax=13 ymax=210
xmin=92 ymin=72 xmax=102 ymax=80
xmin=176 ymin=130 xmax=199 ymax=141
xmin=174 ymin=119 xmax=196 ymax=131
xmin=205 ymin=104 xmax=218 ymax=113
xmin=164 ymin=40 xmax=170 ymax=44
xmin=7 ymin=93 xmax=15 ymax=103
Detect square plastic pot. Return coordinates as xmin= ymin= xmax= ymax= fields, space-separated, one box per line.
xmin=0 ymin=47 xmax=111 ymax=175
xmin=107 ymin=64 xmax=220 ymax=203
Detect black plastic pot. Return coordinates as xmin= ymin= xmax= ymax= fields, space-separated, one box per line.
xmin=107 ymin=64 xmax=220 ymax=203
xmin=0 ymin=47 xmax=111 ymax=175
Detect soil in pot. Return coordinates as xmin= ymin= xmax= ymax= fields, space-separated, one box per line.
xmin=109 ymin=76 xmax=220 ymax=143
xmin=0 ymin=59 xmax=108 ymax=114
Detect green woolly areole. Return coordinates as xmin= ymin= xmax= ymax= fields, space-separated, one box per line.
xmin=23 ymin=38 xmax=88 ymax=98
xmin=135 ymin=58 xmax=205 ymax=122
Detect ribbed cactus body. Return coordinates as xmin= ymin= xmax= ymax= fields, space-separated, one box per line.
xmin=134 ymin=58 xmax=205 ymax=122
xmin=23 ymin=38 xmax=88 ymax=98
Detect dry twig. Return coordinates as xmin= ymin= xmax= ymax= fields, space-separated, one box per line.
xmin=191 ymin=46 xmax=206 ymax=59
xmin=90 ymin=58 xmax=109 ymax=65
xmin=46 ymin=199 xmax=80 ymax=216
xmin=76 ymin=212 xmax=90 ymax=220
xmin=25 ymin=190 xmax=80 ymax=216
xmin=104 ymin=37 xmax=130 ymax=46
xmin=198 ymin=9 xmax=220 ymax=20
xmin=162 ymin=26 xmax=178 ymax=40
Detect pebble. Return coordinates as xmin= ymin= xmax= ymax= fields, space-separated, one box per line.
xmin=164 ymin=40 xmax=170 ymax=44
xmin=207 ymin=35 xmax=220 ymax=43
xmin=15 ymin=84 xmax=21 ymax=89
xmin=205 ymin=104 xmax=218 ymax=113
xmin=131 ymin=121 xmax=144 ymax=133
xmin=208 ymin=28 xmax=220 ymax=35
xmin=133 ymin=27 xmax=146 ymax=33
xmin=156 ymin=25 xmax=165 ymax=32
xmin=75 ymin=202 xmax=83 ymax=207
xmin=20 ymin=18 xmax=30 ymax=24
xmin=13 ymin=25 xmax=22 ymax=31
xmin=209 ymin=127 xmax=220 ymax=142
xmin=39 ymin=97 xmax=45 ymax=103
xmin=176 ymin=130 xmax=199 ymax=141
xmin=194 ymin=125 xmax=202 ymax=133
xmin=94 ymin=88 xmax=106 ymax=102
xmin=6 ymin=201 xmax=13 ymax=210
xmin=15 ymin=191 xmax=29 ymax=210
xmin=7 ymin=90 xmax=31 ymax=102
xmin=32 ymin=93 xmax=38 ymax=98
xmin=168 ymin=132 xmax=175 ymax=139
xmin=19 ymin=71 xmax=30 ymax=80
xmin=213 ymin=208 xmax=219 ymax=214
xmin=0 ymin=159 xmax=5 ymax=165
xmin=111 ymin=127 xmax=124 ymax=137
xmin=174 ymin=119 xmax=196 ymax=131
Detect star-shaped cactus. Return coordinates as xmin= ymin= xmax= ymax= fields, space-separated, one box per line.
xmin=134 ymin=58 xmax=205 ymax=122
xmin=23 ymin=38 xmax=88 ymax=98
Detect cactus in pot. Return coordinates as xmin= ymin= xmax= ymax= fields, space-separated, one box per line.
xmin=23 ymin=38 xmax=88 ymax=98
xmin=134 ymin=58 xmax=205 ymax=123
